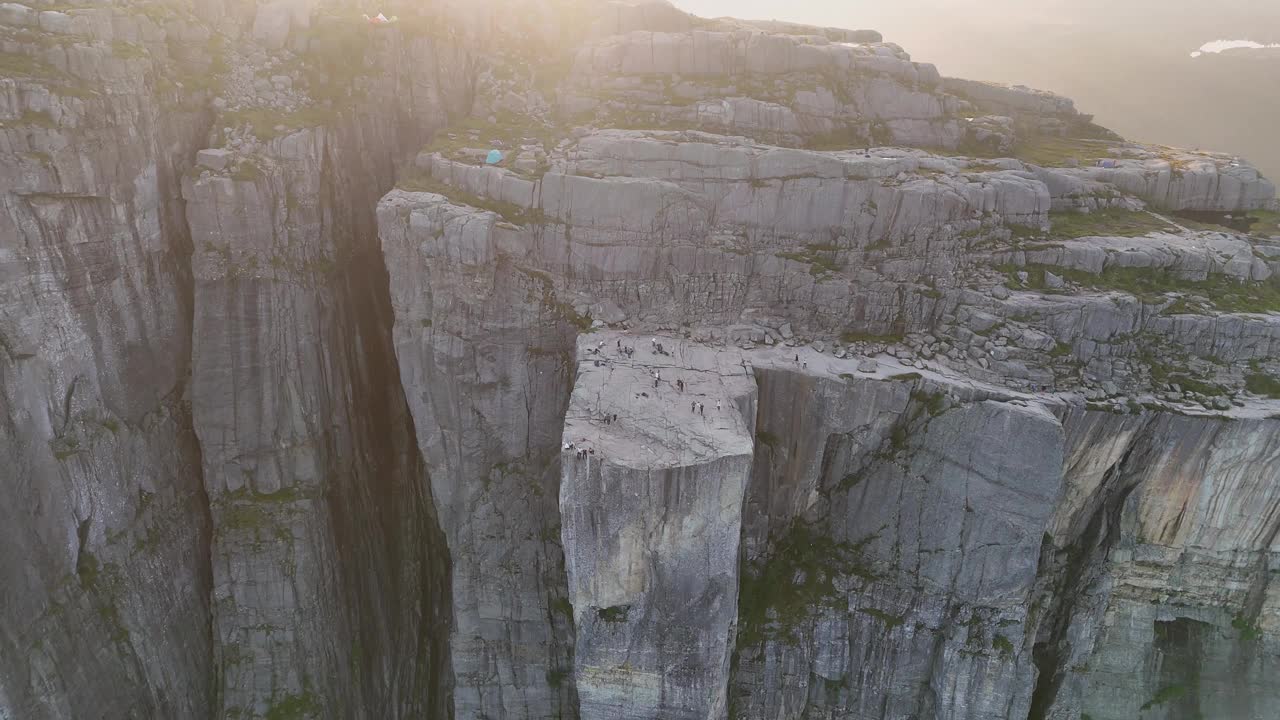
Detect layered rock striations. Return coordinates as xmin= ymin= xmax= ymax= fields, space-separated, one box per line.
xmin=1 ymin=6 xmax=216 ymax=717
xmin=378 ymin=187 xmax=581 ymax=719
xmin=375 ymin=8 xmax=1280 ymax=708
xmin=560 ymin=333 xmax=755 ymax=719
xmin=2 ymin=0 xmax=1279 ymax=719
xmin=3 ymin=1 xmax=470 ymax=717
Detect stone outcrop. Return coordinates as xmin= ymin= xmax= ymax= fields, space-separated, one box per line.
xmin=560 ymin=334 xmax=755 ymax=719
xmin=379 ymin=189 xmax=580 ymax=719
xmin=377 ymin=75 xmax=1279 ymax=716
xmin=561 ymin=30 xmax=965 ymax=149
xmin=1058 ymin=155 xmax=1276 ymax=212
xmin=2 ymin=0 xmax=1279 ymax=719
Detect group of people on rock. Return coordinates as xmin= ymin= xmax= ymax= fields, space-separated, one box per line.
xmin=564 ymin=440 xmax=596 ymax=460
xmin=687 ymin=400 xmax=723 ymax=417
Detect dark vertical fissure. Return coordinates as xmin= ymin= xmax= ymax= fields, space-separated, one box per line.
xmin=1027 ymin=441 xmax=1144 ymax=720
xmin=318 ymin=108 xmax=459 ymax=716
xmin=158 ymin=98 xmax=218 ymax=716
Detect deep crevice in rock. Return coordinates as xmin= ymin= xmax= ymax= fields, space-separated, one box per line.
xmin=1027 ymin=436 xmax=1144 ymax=720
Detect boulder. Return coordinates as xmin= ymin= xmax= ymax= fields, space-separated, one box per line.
xmin=37 ymin=10 xmax=73 ymax=33
xmin=0 ymin=3 xmax=35 ymax=27
xmin=196 ymin=148 xmax=234 ymax=171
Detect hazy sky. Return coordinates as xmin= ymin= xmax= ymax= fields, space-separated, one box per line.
xmin=672 ymin=0 xmax=1280 ymax=179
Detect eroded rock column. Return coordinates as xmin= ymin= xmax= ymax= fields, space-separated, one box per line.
xmin=379 ymin=190 xmax=580 ymax=719
xmin=560 ymin=333 xmax=756 ymax=719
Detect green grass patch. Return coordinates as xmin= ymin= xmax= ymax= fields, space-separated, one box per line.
xmin=912 ymin=388 xmax=947 ymax=417
xmin=560 ymin=303 xmax=592 ymax=331
xmin=233 ymin=486 xmax=307 ymax=503
xmin=597 ymin=605 xmax=629 ymax=623
xmin=111 ymin=41 xmax=148 ymax=60
xmin=264 ymin=691 xmax=320 ymax=720
xmin=422 ymin=111 xmax=562 ymax=172
xmin=1012 ymin=134 xmax=1118 ymax=168
xmin=221 ymin=106 xmax=337 ymax=142
xmin=860 ymin=607 xmax=905 ymax=629
xmin=76 ymin=551 xmax=100 ymax=588
xmin=1245 ymin=372 xmax=1280 ymax=399
xmin=0 ymin=51 xmax=64 ymax=81
xmin=887 ymin=372 xmax=923 ymax=382
xmin=1139 ymin=683 xmax=1189 ymax=711
xmin=737 ymin=520 xmax=878 ymax=646
xmin=49 ymin=435 xmax=80 ymax=461
xmin=804 ymin=126 xmax=868 ymax=151
xmin=776 ymin=242 xmax=844 ymax=277
xmin=1047 ymin=209 xmax=1178 ymax=239
xmin=1004 ymin=262 xmax=1280 ymax=313
xmin=218 ymin=486 xmax=308 ymax=532
xmin=0 ymin=110 xmax=56 ymax=129
xmin=545 ymin=668 xmax=569 ymax=688
xmin=1232 ymin=613 xmax=1263 ymax=641
xmin=221 ymin=504 xmax=270 ymax=531
xmin=1008 ymin=223 xmax=1045 ymax=240
xmin=1171 ymin=375 xmax=1227 ymax=397
xmin=1247 ymin=209 xmax=1280 ymax=237
xmin=1143 ymin=348 xmax=1227 ymax=398
xmin=162 ymin=34 xmax=228 ymax=98
xmin=992 ymin=634 xmax=1015 ymax=657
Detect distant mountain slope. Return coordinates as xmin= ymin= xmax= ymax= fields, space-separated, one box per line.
xmin=677 ymin=0 xmax=1280 ymax=180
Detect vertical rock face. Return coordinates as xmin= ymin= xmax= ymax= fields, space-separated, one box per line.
xmin=730 ymin=361 xmax=1066 ymax=720
xmin=2 ymin=3 xmax=478 ymax=716
xmin=376 ymin=72 xmax=1278 ymax=714
xmin=0 ymin=17 xmax=213 ymax=719
xmin=171 ymin=15 xmax=476 ymax=717
xmin=182 ymin=105 xmax=464 ymax=716
xmin=1033 ymin=409 xmax=1280 ymax=720
xmin=379 ymin=191 xmax=580 ymax=719
xmin=560 ymin=334 xmax=755 ymax=719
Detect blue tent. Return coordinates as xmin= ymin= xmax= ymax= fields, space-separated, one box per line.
xmin=485 ymin=149 xmax=504 ymax=165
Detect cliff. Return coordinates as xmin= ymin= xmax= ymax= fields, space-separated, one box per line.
xmin=1 ymin=1 xmax=1278 ymax=719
